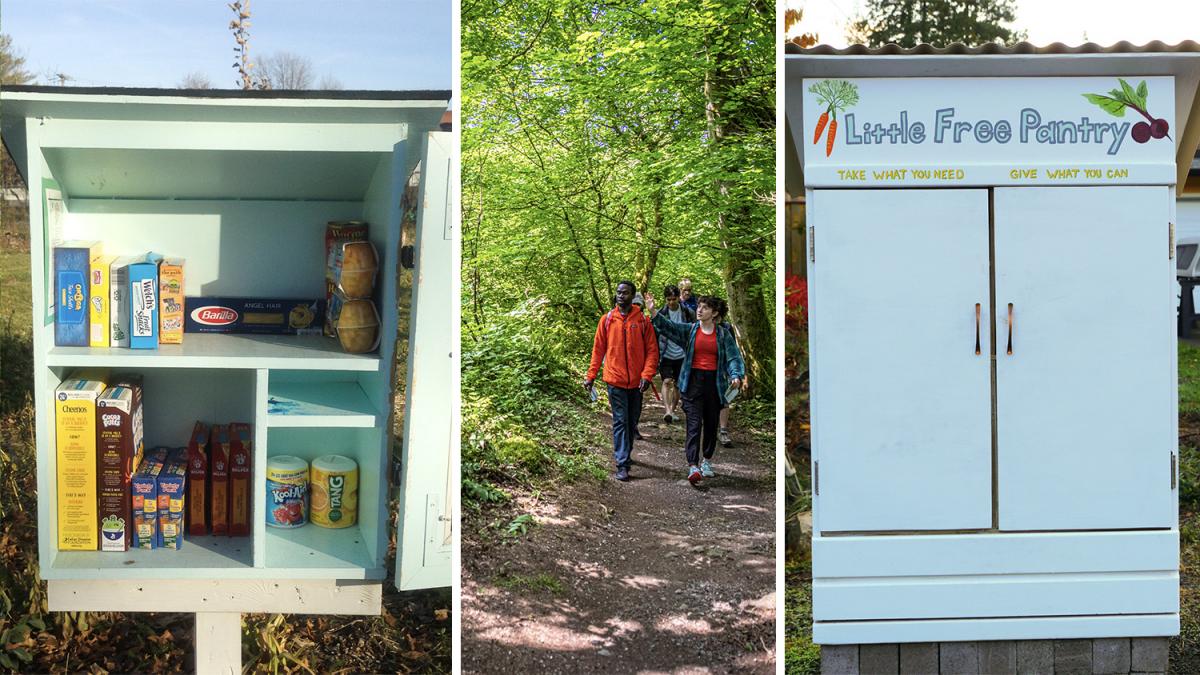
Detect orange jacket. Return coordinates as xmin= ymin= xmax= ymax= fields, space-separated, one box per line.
xmin=586 ymin=305 xmax=659 ymax=389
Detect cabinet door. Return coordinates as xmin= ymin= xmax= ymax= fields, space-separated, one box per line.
xmin=396 ymin=131 xmax=454 ymax=589
xmin=995 ymin=186 xmax=1174 ymax=530
xmin=812 ymin=189 xmax=992 ymax=532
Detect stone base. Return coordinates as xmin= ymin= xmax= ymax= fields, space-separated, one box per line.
xmin=819 ymin=637 xmax=1168 ymax=674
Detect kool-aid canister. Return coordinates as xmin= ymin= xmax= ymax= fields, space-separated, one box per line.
xmin=266 ymin=455 xmax=308 ymax=528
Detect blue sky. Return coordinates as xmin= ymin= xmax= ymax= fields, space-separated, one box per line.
xmin=2 ymin=0 xmax=451 ymax=90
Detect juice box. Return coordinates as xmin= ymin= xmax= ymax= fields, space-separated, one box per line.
xmin=129 ymin=256 xmax=159 ymax=349
xmin=89 ymin=254 xmax=117 ymax=347
xmin=109 ymin=256 xmax=140 ymax=348
xmin=210 ymin=425 xmax=231 ymax=536
xmin=55 ymin=375 xmax=107 ymax=550
xmin=186 ymin=421 xmax=210 ymax=536
xmin=229 ymin=423 xmax=252 ymax=536
xmin=158 ymin=257 xmax=185 ymax=345
xmin=131 ymin=448 xmax=168 ymax=549
xmin=324 ymin=221 xmax=368 ymax=336
xmin=157 ymin=449 xmax=188 ymax=549
xmin=96 ymin=376 xmax=144 ymax=551
xmin=54 ymin=242 xmax=101 ymax=347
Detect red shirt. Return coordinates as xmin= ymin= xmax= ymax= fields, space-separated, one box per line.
xmin=692 ymin=326 xmax=718 ymax=370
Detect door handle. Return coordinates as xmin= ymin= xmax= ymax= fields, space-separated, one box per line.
xmin=1006 ymin=303 xmax=1014 ymax=355
xmin=975 ymin=303 xmax=981 ymax=355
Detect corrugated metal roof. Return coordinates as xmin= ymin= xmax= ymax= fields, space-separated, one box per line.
xmin=786 ymin=40 xmax=1200 ymax=57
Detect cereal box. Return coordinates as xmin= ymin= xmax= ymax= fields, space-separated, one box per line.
xmin=54 ymin=242 xmax=102 ymax=347
xmin=157 ymin=449 xmax=188 ymax=549
xmin=158 ymin=257 xmax=185 ymax=345
xmin=131 ymin=448 xmax=168 ymax=549
xmin=229 ymin=423 xmax=252 ymax=537
xmin=55 ymin=375 xmax=107 ymax=550
xmin=89 ymin=254 xmax=117 ymax=347
xmin=128 ymin=256 xmax=159 ymax=350
xmin=186 ymin=422 xmax=210 ymax=536
xmin=96 ymin=376 xmax=144 ymax=552
xmin=210 ymin=425 xmax=231 ymax=536
xmin=324 ymin=221 xmax=368 ymax=336
xmin=109 ymin=256 xmax=140 ymax=348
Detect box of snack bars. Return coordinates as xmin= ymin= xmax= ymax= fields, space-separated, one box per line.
xmin=96 ymin=376 xmax=144 ymax=552
xmin=157 ymin=449 xmax=188 ymax=549
xmin=324 ymin=221 xmax=368 ymax=336
xmin=210 ymin=425 xmax=231 ymax=536
xmin=158 ymin=257 xmax=185 ymax=345
xmin=229 ymin=423 xmax=252 ymax=536
xmin=54 ymin=242 xmax=102 ymax=347
xmin=109 ymin=255 xmax=140 ymax=348
xmin=90 ymin=254 xmax=117 ymax=347
xmin=186 ymin=422 xmax=210 ymax=536
xmin=55 ymin=375 xmax=107 ymax=550
xmin=128 ymin=255 xmax=159 ymax=350
xmin=131 ymin=448 xmax=168 ymax=549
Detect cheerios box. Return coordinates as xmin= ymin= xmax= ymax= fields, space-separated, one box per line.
xmin=96 ymin=376 xmax=144 ymax=552
xmin=157 ymin=449 xmax=188 ymax=549
xmin=131 ymin=448 xmax=168 ymax=549
xmin=55 ymin=375 xmax=107 ymax=550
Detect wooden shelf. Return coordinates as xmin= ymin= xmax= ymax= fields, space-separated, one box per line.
xmin=47 ymin=333 xmax=380 ymax=371
xmin=267 ymin=382 xmax=377 ymax=428
xmin=265 ymin=524 xmax=382 ymax=579
xmin=45 ymin=535 xmax=253 ymax=580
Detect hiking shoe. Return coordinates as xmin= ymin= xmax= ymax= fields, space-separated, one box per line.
xmin=719 ymin=427 xmax=732 ymax=447
xmin=615 ymin=467 xmax=630 ymax=482
xmin=687 ymin=466 xmax=702 ymax=485
xmin=700 ymin=459 xmax=715 ymax=477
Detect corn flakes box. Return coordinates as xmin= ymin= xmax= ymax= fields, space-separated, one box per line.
xmin=55 ymin=375 xmax=107 ymax=550
xmin=54 ymin=242 xmax=102 ymax=347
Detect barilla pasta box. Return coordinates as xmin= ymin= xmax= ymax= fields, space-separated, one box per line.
xmin=55 ymin=376 xmax=107 ymax=550
xmin=229 ymin=423 xmax=252 ymax=537
xmin=109 ymin=255 xmax=140 ymax=348
xmin=158 ymin=257 xmax=185 ymax=345
xmin=54 ymin=242 xmax=101 ymax=347
xmin=96 ymin=376 xmax=144 ymax=552
xmin=89 ymin=254 xmax=117 ymax=347
xmin=157 ymin=449 xmax=188 ymax=549
xmin=186 ymin=421 xmax=210 ymax=536
xmin=131 ymin=448 xmax=168 ymax=549
xmin=128 ymin=255 xmax=159 ymax=349
xmin=210 ymin=425 xmax=231 ymax=536
xmin=184 ymin=297 xmax=323 ymax=335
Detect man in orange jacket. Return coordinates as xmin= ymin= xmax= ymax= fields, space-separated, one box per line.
xmin=583 ymin=280 xmax=659 ymax=481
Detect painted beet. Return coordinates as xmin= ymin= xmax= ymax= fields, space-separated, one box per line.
xmin=1151 ymin=118 xmax=1169 ymax=139
xmin=1132 ymin=122 xmax=1151 ymax=143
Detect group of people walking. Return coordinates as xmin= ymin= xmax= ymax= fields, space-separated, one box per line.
xmin=583 ymin=278 xmax=746 ymax=485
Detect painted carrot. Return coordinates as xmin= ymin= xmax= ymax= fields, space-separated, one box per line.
xmin=826 ymin=118 xmax=837 ymax=157
xmin=813 ymin=109 xmax=830 ymax=144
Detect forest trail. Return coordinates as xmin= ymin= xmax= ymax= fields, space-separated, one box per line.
xmin=462 ymin=398 xmax=776 ymax=674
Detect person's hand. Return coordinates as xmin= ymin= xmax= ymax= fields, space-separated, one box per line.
xmin=640 ymin=378 xmax=651 ymax=392
xmin=644 ymin=292 xmax=655 ymax=316
xmin=730 ymin=377 xmax=742 ymax=390
xmin=583 ymin=378 xmax=594 ymax=391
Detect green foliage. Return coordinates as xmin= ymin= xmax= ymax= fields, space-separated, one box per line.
xmin=495 ymin=572 xmax=565 ymax=595
xmin=1182 ymin=445 xmax=1200 ymax=515
xmin=504 ymin=514 xmax=536 ymax=538
xmin=850 ymin=0 xmax=1026 ymax=48
xmin=784 ymin=558 xmax=819 ymax=675
xmin=1181 ymin=341 xmax=1200 ymax=417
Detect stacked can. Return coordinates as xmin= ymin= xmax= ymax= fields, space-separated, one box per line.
xmin=265 ymin=455 xmax=308 ymax=528
xmin=310 ymin=455 xmax=358 ymax=528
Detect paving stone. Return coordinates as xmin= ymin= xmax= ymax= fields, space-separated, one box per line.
xmin=860 ymin=644 xmax=899 ymax=674
xmin=1131 ymin=637 xmax=1169 ymax=673
xmin=1092 ymin=638 xmax=1130 ymax=674
xmin=1016 ymin=641 xmax=1053 ymax=675
xmin=900 ymin=643 xmax=938 ymax=675
xmin=1053 ymin=639 xmax=1091 ymax=675
xmin=822 ymin=644 xmax=859 ymax=675
xmin=939 ymin=641 xmax=979 ymax=674
xmin=977 ymin=640 xmax=1015 ymax=674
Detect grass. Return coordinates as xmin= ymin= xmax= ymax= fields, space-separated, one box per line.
xmin=494 ymin=572 xmax=565 ymax=595
xmin=1182 ymin=340 xmax=1200 ymax=417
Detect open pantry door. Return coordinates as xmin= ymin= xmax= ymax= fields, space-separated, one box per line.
xmin=396 ymin=131 xmax=454 ymax=590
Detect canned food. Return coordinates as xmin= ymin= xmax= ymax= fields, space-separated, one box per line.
xmin=266 ymin=455 xmax=308 ymax=528
xmin=310 ymin=455 xmax=358 ymax=529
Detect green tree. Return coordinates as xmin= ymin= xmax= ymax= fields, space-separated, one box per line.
xmin=0 ymin=34 xmax=33 ymax=85
xmin=851 ymin=0 xmax=1026 ymax=48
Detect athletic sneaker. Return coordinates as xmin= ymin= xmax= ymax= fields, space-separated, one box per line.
xmin=688 ymin=466 xmax=702 ymax=484
xmin=615 ymin=467 xmax=630 ymax=481
xmin=700 ymin=459 xmax=715 ymax=477
xmin=719 ymin=427 xmax=732 ymax=447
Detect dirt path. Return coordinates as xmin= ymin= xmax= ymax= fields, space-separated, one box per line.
xmin=462 ymin=400 xmax=776 ymax=674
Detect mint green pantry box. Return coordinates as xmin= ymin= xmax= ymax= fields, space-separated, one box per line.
xmin=2 ymin=86 xmax=453 ymax=614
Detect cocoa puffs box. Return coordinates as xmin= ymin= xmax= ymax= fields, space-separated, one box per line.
xmin=184 ymin=298 xmax=323 ymax=335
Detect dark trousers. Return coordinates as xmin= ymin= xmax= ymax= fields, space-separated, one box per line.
xmin=681 ymin=369 xmax=719 ymax=465
xmin=608 ymin=385 xmax=642 ymax=469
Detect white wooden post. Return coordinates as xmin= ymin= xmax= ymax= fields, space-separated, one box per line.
xmin=194 ymin=612 xmax=241 ymax=674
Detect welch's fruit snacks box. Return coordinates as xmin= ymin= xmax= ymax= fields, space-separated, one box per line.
xmin=54 ymin=242 xmax=102 ymax=347
xmin=157 ymin=449 xmax=188 ymax=550
xmin=96 ymin=376 xmax=144 ymax=552
xmin=131 ymin=448 xmax=168 ymax=549
xmin=129 ymin=255 xmax=159 ymax=350
xmin=55 ymin=375 xmax=107 ymax=550
xmin=109 ymin=256 xmax=141 ymax=348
